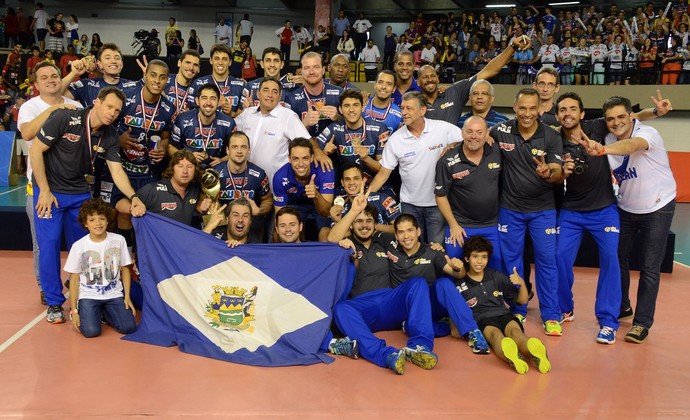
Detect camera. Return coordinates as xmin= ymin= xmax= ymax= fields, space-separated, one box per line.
xmin=572 ymin=156 xmax=588 ymax=175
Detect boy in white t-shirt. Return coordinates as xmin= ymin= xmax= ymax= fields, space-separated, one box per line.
xmin=65 ymin=199 xmax=136 ymax=337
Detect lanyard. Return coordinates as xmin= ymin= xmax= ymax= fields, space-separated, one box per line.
xmin=197 ymin=112 xmax=214 ymax=152
xmin=227 ymin=163 xmax=249 ymax=194
xmin=365 ymin=99 xmax=391 ymax=122
xmin=212 ymin=76 xmax=229 ymax=97
xmin=85 ymin=111 xmax=103 ymax=174
xmin=303 ymin=86 xmax=325 ymax=110
xmin=140 ymin=88 xmax=162 ymax=139
xmin=173 ymin=78 xmax=189 ymax=113
xmin=345 ymin=119 xmax=366 ymax=146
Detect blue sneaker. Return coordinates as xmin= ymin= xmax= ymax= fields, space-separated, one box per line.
xmin=385 ymin=350 xmax=405 ymax=375
xmin=328 ymin=337 xmax=359 ymax=359
xmin=596 ymin=326 xmax=616 ymax=345
xmin=403 ymin=345 xmax=438 ymax=370
xmin=467 ymin=329 xmax=490 ymax=354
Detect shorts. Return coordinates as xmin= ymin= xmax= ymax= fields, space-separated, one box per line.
xmin=36 ymin=28 xmax=48 ymax=41
xmin=478 ymin=312 xmax=524 ymax=335
xmin=16 ymin=138 xmax=28 ymax=155
xmin=608 ymin=69 xmax=624 ymax=82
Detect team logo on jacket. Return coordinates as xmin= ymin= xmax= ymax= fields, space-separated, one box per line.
xmin=205 ymin=285 xmax=258 ymax=332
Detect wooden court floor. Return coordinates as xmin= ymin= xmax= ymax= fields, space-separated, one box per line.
xmin=1 ymin=249 xmax=689 ymax=418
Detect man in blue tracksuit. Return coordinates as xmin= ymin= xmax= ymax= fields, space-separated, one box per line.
xmin=489 ymin=87 xmax=563 ymax=336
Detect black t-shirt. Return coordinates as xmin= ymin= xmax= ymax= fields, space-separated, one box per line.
xmin=349 ymin=232 xmax=395 ymax=298
xmin=48 ymin=18 xmax=64 ymax=38
xmin=35 ymin=107 xmax=121 ymax=194
xmin=490 ymin=119 xmax=563 ymax=212
xmin=559 ymin=118 xmax=616 ymax=212
xmin=435 ymin=142 xmax=501 ymax=228
xmin=387 ymin=242 xmax=447 ymax=287
xmin=454 ymin=268 xmax=519 ymax=322
xmin=137 ymin=178 xmax=201 ymax=226
xmin=540 ymin=103 xmax=559 ymax=129
xmin=425 ymin=76 xmax=475 ymax=124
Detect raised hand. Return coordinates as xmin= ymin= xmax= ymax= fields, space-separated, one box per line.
xmin=445 ymin=254 xmax=465 ymax=273
xmin=509 ymin=266 xmax=524 ymax=285
xmin=562 ymin=154 xmax=575 ymax=178
xmin=303 ymin=105 xmax=320 ymax=128
xmin=304 ymin=174 xmax=318 ymax=199
xmin=651 ymin=89 xmax=672 ymax=116
xmin=532 ymin=154 xmax=551 ymax=179
xmin=323 ymin=135 xmax=337 ymax=155
xmin=571 ymin=129 xmax=604 ymax=156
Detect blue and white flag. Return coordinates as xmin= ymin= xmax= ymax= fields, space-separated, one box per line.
xmin=124 ymin=213 xmax=352 ymax=366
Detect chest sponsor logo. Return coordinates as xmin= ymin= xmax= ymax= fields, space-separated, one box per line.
xmin=488 ymin=162 xmax=500 ymax=169
xmin=161 ymin=202 xmax=177 ymax=211
xmin=403 ymin=151 xmax=416 ymax=159
xmin=498 ymin=142 xmax=515 ymax=151
xmin=63 ymin=133 xmax=81 ymax=142
xmin=156 ymin=184 xmax=168 ymax=191
xmin=456 ymin=282 xmax=469 ymax=292
xmin=68 ymin=116 xmax=81 ymax=126
xmin=496 ymin=125 xmax=512 ymax=134
xmin=532 ymin=148 xmax=546 ymax=157
xmin=427 ymin=143 xmax=444 ymax=151
xmin=386 ymin=251 xmax=399 ymax=263
xmin=414 ymin=258 xmax=431 ymax=265
xmin=440 ymin=101 xmax=454 ymax=109
xmin=466 ymin=297 xmax=478 ymax=307
xmin=452 ymin=169 xmax=470 ymax=180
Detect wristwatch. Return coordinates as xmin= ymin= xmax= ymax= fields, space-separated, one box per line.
xmin=129 ymin=193 xmax=140 ymax=201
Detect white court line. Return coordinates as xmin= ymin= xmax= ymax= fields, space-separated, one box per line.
xmin=0 ymin=185 xmax=25 ymax=197
xmin=674 ymin=260 xmax=690 ymax=269
xmin=0 ymin=310 xmax=47 ymax=354
xmin=0 ymin=292 xmax=70 ymax=354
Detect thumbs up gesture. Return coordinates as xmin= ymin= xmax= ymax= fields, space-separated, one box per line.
xmin=323 ymin=135 xmax=337 ymax=155
xmin=304 ymin=174 xmax=318 ymax=199
xmin=303 ymin=104 xmax=320 ymax=128
xmin=509 ymin=266 xmax=524 ymax=286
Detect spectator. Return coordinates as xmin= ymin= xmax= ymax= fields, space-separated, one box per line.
xmin=165 ymin=18 xmax=178 ymax=51
xmin=4 ymin=8 xmax=19 ymax=48
xmin=275 ymin=20 xmax=293 ymax=62
xmin=16 ymin=7 xmax=29 ymax=47
xmin=31 ymin=3 xmax=49 ymax=52
xmin=167 ymin=30 xmax=183 ymax=63
xmin=26 ymin=46 xmax=43 ymax=80
xmin=572 ymin=37 xmax=590 ymax=85
xmin=315 ymin=25 xmax=333 ymax=62
xmin=639 ymin=37 xmax=658 ymax=84
xmin=242 ymin=46 xmax=257 ymax=81
xmin=66 ymin=15 xmax=78 ymax=47
xmin=332 ymin=10 xmax=351 ymax=47
xmin=352 ymin=12 xmax=372 ymax=56
xmin=187 ymin=29 xmax=201 ymax=54
xmin=661 ymin=35 xmax=683 ymax=84
xmin=78 ymin=34 xmax=88 ymax=55
xmin=383 ymin=26 xmax=397 ymax=70
xmin=47 ymin=12 xmax=65 ymax=52
xmin=236 ymin=13 xmax=254 ymax=46
xmin=89 ymin=33 xmax=103 ymax=57
xmin=214 ymin=17 xmax=232 ymax=46
xmin=337 ymin=29 xmax=355 ymax=59
xmin=59 ymin=44 xmax=79 ymax=76
xmin=359 ymin=39 xmax=380 ymax=82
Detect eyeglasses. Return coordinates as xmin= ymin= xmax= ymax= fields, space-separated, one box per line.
xmin=536 ymin=82 xmax=558 ymax=89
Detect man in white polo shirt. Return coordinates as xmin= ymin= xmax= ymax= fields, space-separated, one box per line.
xmin=234 ymin=77 xmax=311 ymax=191
xmin=578 ymin=95 xmax=676 ymax=345
xmin=367 ymin=91 xmax=462 ymax=244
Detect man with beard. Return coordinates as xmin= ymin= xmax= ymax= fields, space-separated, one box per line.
xmin=362 ymin=70 xmax=403 ymax=133
xmin=285 ymin=51 xmax=342 ymax=141
xmin=169 ymin=83 xmax=236 ymax=167
xmin=165 ymin=49 xmax=201 ymax=116
xmin=137 ymin=150 xmax=210 ymax=225
xmin=204 ymin=197 xmax=259 ymax=246
xmin=327 ymin=191 xmax=437 ymax=375
xmin=329 ymin=163 xmax=400 ymax=235
xmin=189 ymin=44 xmax=246 ymax=118
xmin=418 ymin=35 xmax=530 ymax=124
xmin=572 ymin=95 xmax=675 ymax=345
xmin=210 ymin=131 xmax=271 ymax=240
xmin=64 ymin=43 xmax=137 ymax=106
xmin=489 ymin=88 xmax=563 ymax=336
xmin=435 ymin=116 xmax=502 ymax=270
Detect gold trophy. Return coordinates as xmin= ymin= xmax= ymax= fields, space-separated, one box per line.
xmin=200 ymin=168 xmax=223 ymax=227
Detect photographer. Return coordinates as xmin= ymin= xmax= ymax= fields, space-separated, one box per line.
xmin=133 ymin=28 xmax=161 ymax=60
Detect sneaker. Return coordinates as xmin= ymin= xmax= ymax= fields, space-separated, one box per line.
xmin=560 ymin=310 xmax=575 ymax=324
xmin=618 ymin=307 xmax=634 ymax=321
xmin=40 ymin=291 xmax=47 ymax=306
xmin=544 ymin=320 xmax=563 ymax=336
xmin=467 ymin=329 xmax=490 ymax=354
xmin=624 ymin=325 xmax=649 ymax=344
xmin=385 ymin=350 xmax=405 ymax=375
xmin=527 ymin=337 xmax=551 ymax=374
xmin=328 ymin=337 xmax=359 ymax=359
xmin=515 ymin=314 xmax=526 ymax=324
xmin=46 ymin=305 xmax=65 ymax=324
xmin=501 ymin=337 xmax=528 ymax=374
xmin=596 ymin=326 xmax=616 ymax=344
xmin=403 ymin=345 xmax=438 ymax=370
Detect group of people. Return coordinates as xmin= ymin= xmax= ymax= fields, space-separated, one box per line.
xmin=17 ymin=5 xmax=677 ymax=376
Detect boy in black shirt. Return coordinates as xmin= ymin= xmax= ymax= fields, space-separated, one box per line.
xmin=454 ymin=236 xmax=551 ymax=374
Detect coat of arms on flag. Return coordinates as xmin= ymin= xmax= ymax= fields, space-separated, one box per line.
xmin=124 ymin=213 xmax=353 ymax=367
